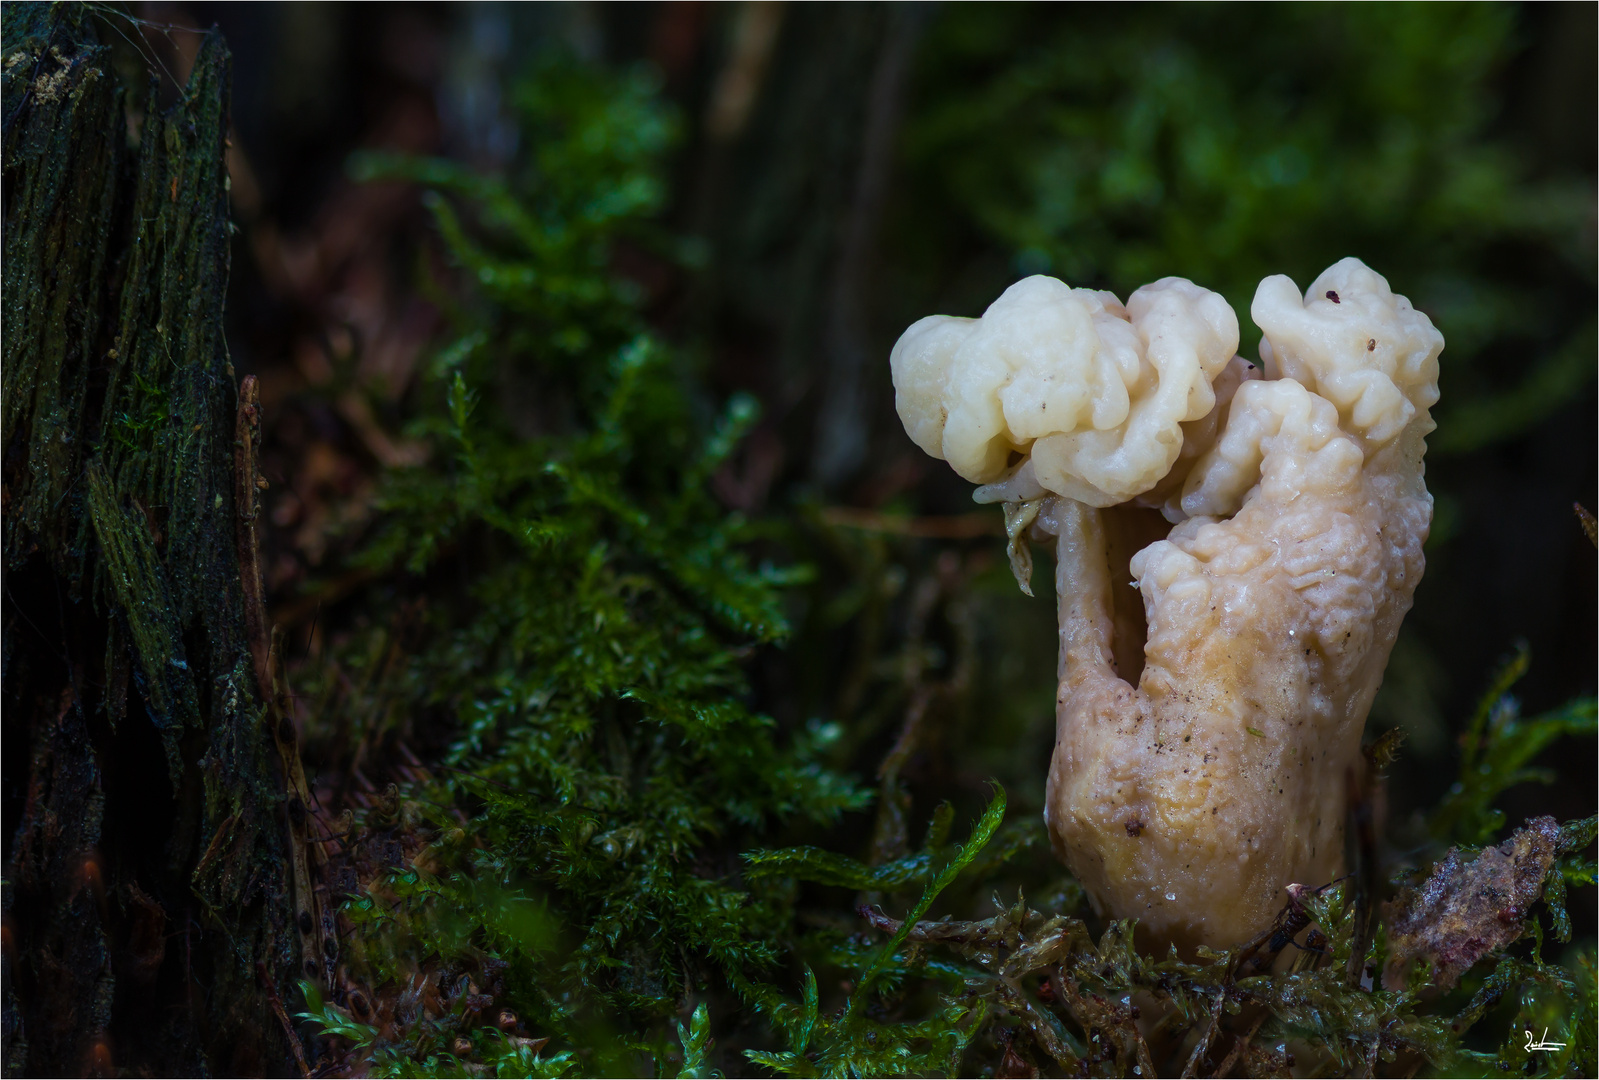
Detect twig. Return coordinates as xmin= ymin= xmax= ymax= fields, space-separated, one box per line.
xmin=1344 ymin=767 xmax=1378 ymax=989
xmin=867 ymin=554 xmax=969 ymax=866
xmin=258 ymin=960 xmax=312 ymax=1077
xmin=1131 ymin=1018 xmax=1158 ymax=1080
xmin=857 ymin=904 xmax=1019 ymax=950
xmin=235 ymin=379 xmax=335 ymax=988
xmin=1210 ymin=1013 xmax=1266 ymax=1079
xmin=192 ymin=812 xmax=240 ymax=882
xmin=273 ymin=566 xmax=383 ymax=630
xmin=821 ymin=506 xmax=1001 ymax=539
xmin=1179 ymin=992 xmax=1225 ymax=1078
xmin=269 ymin=627 xmax=332 ymax=990
xmin=994 ymin=975 xmax=1082 ymax=1073
xmin=235 ymin=375 xmax=271 ymax=698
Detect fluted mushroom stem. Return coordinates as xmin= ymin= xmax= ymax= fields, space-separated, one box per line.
xmin=1053 ymin=500 xmax=1117 ymax=686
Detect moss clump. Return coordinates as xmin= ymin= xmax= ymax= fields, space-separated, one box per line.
xmin=295 ymin=58 xmax=868 ymax=1077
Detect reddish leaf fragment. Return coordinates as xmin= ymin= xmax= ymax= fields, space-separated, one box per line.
xmin=995 ymin=1028 xmax=1040 ymax=1079
xmin=1382 ymin=816 xmax=1560 ymax=991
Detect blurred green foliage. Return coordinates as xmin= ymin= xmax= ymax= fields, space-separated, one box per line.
xmin=1429 ymin=645 xmax=1597 ymax=848
xmin=898 ymin=3 xmax=1594 ymax=458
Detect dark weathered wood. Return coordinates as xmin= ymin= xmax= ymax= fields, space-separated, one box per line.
xmin=2 ymin=5 xmax=299 ymax=1075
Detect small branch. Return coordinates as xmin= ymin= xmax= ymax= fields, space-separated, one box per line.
xmin=1179 ymin=992 xmax=1225 ymax=1078
xmin=257 ymin=960 xmax=311 ymax=1077
xmin=272 ymin=566 xmax=383 ymax=631
xmin=857 ymin=903 xmax=1021 ymax=951
xmin=235 ymin=374 xmax=271 ymax=698
xmin=233 ymin=386 xmax=337 ymax=991
xmin=1344 ymin=767 xmax=1378 ymax=989
xmin=821 ymin=506 xmax=1000 ymax=539
xmin=1361 ymin=1034 xmax=1381 ymax=1079
xmin=1210 ymin=1013 xmax=1266 ymax=1079
xmin=994 ymin=975 xmax=1083 ymax=1073
xmin=867 ymin=566 xmax=943 ymax=864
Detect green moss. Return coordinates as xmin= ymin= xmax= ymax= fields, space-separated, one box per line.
xmin=305 ymin=57 xmax=867 ymax=1077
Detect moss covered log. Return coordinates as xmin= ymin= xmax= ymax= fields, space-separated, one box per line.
xmin=2 ymin=5 xmax=299 ymax=1075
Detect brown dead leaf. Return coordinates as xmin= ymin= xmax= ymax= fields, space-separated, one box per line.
xmin=995 ymin=1027 xmax=1040 ymax=1079
xmin=1381 ymin=815 xmax=1560 ymax=991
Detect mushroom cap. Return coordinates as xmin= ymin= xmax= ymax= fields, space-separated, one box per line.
xmin=889 ymin=274 xmax=1238 ymax=506
xmin=1251 ymin=257 xmax=1443 ymax=447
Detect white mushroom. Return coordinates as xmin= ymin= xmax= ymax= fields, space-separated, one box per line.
xmin=888 ymin=259 xmax=1442 ymax=952
xmin=890 ymin=275 xmax=1239 ymax=507
xmin=1251 ymin=257 xmax=1442 ymax=449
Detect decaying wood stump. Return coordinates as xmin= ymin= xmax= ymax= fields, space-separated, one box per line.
xmin=2 ymin=4 xmax=300 ymax=1075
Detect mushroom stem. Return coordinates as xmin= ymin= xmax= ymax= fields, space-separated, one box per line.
xmin=1050 ymin=499 xmax=1116 ymax=686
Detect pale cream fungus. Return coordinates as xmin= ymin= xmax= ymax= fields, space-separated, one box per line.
xmin=889 ymin=258 xmax=1442 ymax=950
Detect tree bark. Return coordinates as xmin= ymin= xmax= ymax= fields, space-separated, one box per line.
xmin=2 ymin=4 xmax=299 ymax=1075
